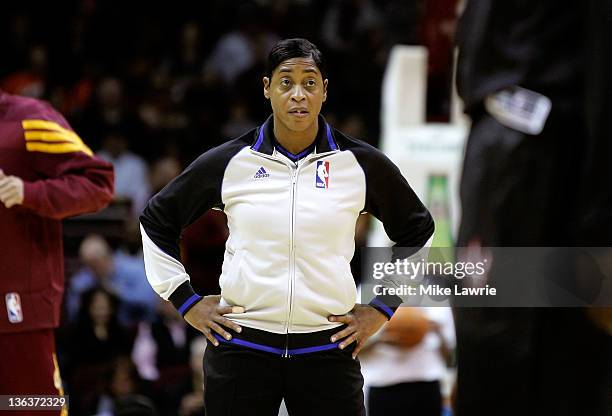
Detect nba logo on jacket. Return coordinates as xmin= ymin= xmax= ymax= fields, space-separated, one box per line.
xmin=315 ymin=161 xmax=330 ymax=189
xmin=5 ymin=292 xmax=23 ymax=323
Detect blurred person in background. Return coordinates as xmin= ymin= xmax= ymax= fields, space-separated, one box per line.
xmin=321 ymin=0 xmax=383 ymax=56
xmin=80 ymin=356 xmax=153 ymax=416
xmin=64 ymin=288 xmax=134 ymax=372
xmin=60 ymin=288 xmax=134 ymax=415
xmin=140 ymin=38 xmax=434 ymax=415
xmin=319 ymin=0 xmax=388 ymax=140
xmin=163 ymin=21 xmax=206 ymax=98
xmin=132 ymin=299 xmax=199 ymax=415
xmin=67 ymin=234 xmax=158 ymax=326
xmin=454 ymin=0 xmax=612 ymax=415
xmin=114 ymin=395 xmax=158 ymax=416
xmin=203 ymin=4 xmax=279 ymax=87
xmin=361 ymin=307 xmax=455 ymax=416
xmin=97 ymin=130 xmax=151 ymax=217
xmin=221 ymin=98 xmax=257 ymax=140
xmin=0 ymin=88 xmax=114 ymax=413
xmin=149 ymin=156 xmax=183 ymax=195
xmin=177 ymin=337 xmax=207 ymax=416
xmin=1 ymin=44 xmax=48 ymax=98
xmin=420 ymin=0 xmax=457 ymax=120
xmin=77 ymin=76 xmax=142 ymax=151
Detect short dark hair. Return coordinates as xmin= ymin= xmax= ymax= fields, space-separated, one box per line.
xmin=266 ymin=38 xmax=326 ymax=80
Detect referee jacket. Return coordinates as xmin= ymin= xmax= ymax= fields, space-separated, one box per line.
xmin=140 ymin=115 xmax=433 ymax=335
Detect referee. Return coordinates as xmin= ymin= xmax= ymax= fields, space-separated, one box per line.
xmin=140 ymin=38 xmax=434 ymax=415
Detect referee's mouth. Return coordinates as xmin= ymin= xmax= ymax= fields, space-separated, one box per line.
xmin=288 ymin=108 xmax=310 ymax=118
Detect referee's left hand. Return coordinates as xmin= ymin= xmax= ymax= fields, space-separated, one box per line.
xmin=328 ymin=304 xmax=388 ymax=359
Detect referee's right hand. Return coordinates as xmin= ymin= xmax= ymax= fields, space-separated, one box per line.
xmin=184 ymin=295 xmax=244 ymax=346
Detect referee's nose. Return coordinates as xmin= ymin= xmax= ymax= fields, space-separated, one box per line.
xmin=291 ymin=85 xmax=306 ymax=102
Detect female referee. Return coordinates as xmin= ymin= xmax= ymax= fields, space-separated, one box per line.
xmin=140 ymin=38 xmax=434 ymax=416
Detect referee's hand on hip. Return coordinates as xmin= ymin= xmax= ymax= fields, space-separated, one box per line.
xmin=328 ymin=304 xmax=388 ymax=359
xmin=184 ymin=295 xmax=244 ymax=346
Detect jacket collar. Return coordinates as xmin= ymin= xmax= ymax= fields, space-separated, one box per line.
xmin=251 ymin=114 xmax=339 ymax=155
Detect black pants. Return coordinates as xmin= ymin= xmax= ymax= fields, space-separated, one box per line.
xmin=203 ymin=327 xmax=365 ymax=416
xmin=368 ymin=381 xmax=442 ymax=416
xmin=456 ymin=110 xmax=612 ymax=416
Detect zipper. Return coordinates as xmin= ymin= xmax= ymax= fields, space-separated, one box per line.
xmin=249 ymin=149 xmax=297 ymax=356
xmin=283 ymin=166 xmax=299 ymax=358
xmin=249 ymin=149 xmax=339 ymax=358
xmin=283 ymin=153 xmax=331 ymax=357
xmin=283 ymin=333 xmax=291 ymax=358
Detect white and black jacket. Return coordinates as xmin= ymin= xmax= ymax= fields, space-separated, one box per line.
xmin=140 ymin=115 xmax=434 ymax=335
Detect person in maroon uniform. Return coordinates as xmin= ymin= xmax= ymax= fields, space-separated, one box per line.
xmin=0 ymin=89 xmax=114 ymax=414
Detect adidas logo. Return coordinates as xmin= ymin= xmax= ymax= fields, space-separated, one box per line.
xmin=254 ymin=167 xmax=270 ymax=179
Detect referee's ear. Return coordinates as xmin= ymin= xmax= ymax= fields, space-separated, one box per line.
xmin=323 ymin=78 xmax=328 ymax=102
xmin=263 ymin=77 xmax=271 ymax=100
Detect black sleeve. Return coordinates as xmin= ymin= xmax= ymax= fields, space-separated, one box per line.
xmin=140 ymin=138 xmax=247 ymax=309
xmin=351 ymin=144 xmax=435 ymax=249
xmin=350 ymin=143 xmax=435 ymax=319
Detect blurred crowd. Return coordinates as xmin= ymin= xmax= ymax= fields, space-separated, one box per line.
xmin=2 ymin=1 xmax=457 ymax=415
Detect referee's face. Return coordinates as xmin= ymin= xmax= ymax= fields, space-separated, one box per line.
xmin=263 ymin=57 xmax=328 ymax=135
